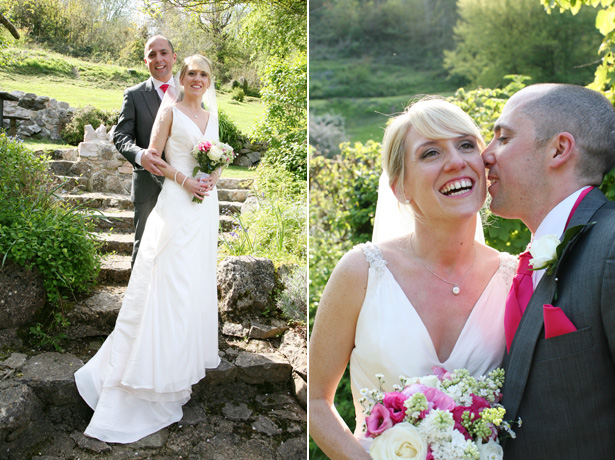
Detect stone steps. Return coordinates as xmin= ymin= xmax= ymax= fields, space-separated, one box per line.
xmin=98 ymin=253 xmax=132 ymax=284
xmin=96 ymin=223 xmax=237 ymax=256
xmin=0 ymin=351 xmax=306 ymax=460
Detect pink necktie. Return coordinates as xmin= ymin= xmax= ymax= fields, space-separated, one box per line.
xmin=504 ymin=251 xmax=533 ymax=352
xmin=160 ymin=84 xmax=169 ymax=93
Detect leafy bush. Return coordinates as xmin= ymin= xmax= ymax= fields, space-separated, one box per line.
xmin=277 ymin=266 xmax=307 ymax=323
xmin=220 ymin=163 xmax=306 ymax=265
xmin=253 ymin=53 xmax=307 ymax=181
xmin=61 ymin=105 xmax=119 ymax=145
xmin=0 ymin=134 xmax=102 ymax=348
xmin=231 ymin=87 xmax=245 ymax=102
xmin=218 ymin=108 xmax=244 ymax=153
xmin=309 ymin=112 xmax=348 ymax=158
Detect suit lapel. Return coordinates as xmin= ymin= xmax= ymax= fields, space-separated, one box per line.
xmin=504 ymin=187 xmax=607 ymax=421
xmin=141 ymin=78 xmax=161 ymax=121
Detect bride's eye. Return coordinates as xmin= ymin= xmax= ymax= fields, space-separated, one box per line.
xmin=421 ymin=149 xmax=438 ymax=159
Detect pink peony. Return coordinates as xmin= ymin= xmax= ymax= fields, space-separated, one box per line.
xmin=452 ymin=395 xmax=491 ymax=440
xmin=383 ymin=392 xmax=408 ymax=423
xmin=401 ymin=384 xmax=455 ymax=419
xmin=431 ymin=366 xmax=452 ymax=380
xmin=365 ymin=403 xmax=394 ymax=438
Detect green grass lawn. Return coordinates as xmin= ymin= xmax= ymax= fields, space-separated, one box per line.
xmin=310 ymin=55 xmax=460 ymax=144
xmin=310 ymin=92 xmax=455 ymax=144
xmin=0 ymin=46 xmax=263 ymax=134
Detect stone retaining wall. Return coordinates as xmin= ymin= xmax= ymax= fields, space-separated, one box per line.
xmin=1 ymin=91 xmax=75 ymax=140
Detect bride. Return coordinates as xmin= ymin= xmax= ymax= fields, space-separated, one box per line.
xmin=75 ymin=54 xmax=222 ymax=443
xmin=308 ymin=97 xmax=516 ymax=458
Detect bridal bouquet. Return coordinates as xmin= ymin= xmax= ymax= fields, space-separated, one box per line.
xmin=360 ymin=367 xmax=518 ymax=460
xmin=190 ymin=139 xmax=235 ymax=203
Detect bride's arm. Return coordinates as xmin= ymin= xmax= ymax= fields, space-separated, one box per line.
xmin=148 ymin=106 xmax=209 ymax=200
xmin=309 ymin=249 xmax=373 ymax=460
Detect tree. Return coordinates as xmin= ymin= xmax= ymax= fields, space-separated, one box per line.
xmin=541 ymin=0 xmax=615 ymax=104
xmin=444 ymin=0 xmax=601 ymax=87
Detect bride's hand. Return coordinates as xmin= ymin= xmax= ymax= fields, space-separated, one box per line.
xmin=196 ymin=170 xmax=219 ymax=192
xmin=183 ymin=176 xmax=209 ymax=200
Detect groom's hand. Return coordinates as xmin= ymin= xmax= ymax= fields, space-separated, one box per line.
xmin=141 ymin=148 xmax=166 ymax=176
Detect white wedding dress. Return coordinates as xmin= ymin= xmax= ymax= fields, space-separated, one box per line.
xmin=350 ymin=242 xmax=516 ymax=450
xmin=75 ymin=106 xmax=221 ymax=443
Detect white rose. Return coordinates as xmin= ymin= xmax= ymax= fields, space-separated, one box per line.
xmin=418 ymin=375 xmax=439 ymax=388
xmin=477 ymin=439 xmax=503 ymax=460
xmin=529 ymin=234 xmax=559 ymax=269
xmin=369 ymin=422 xmax=428 ymax=460
xmin=207 ymin=144 xmax=224 ymax=161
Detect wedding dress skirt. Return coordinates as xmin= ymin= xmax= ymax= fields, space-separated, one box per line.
xmin=75 ymin=107 xmax=221 ymax=443
xmin=350 ymin=242 xmax=516 ymax=451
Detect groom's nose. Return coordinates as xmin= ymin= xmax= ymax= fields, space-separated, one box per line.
xmin=482 ymin=141 xmax=495 ymax=168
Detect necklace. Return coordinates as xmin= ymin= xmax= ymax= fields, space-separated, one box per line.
xmin=409 ymin=235 xmax=476 ymax=295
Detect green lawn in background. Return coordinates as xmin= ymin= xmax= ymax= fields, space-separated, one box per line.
xmin=311 ymin=93 xmax=453 ymax=144
xmin=0 ymin=47 xmax=263 ymax=134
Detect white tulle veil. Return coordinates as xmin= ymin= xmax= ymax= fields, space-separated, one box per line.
xmin=372 ymin=170 xmax=485 ymax=244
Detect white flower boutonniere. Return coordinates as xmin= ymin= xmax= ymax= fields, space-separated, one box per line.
xmin=529 ymin=234 xmax=560 ymax=271
xmin=529 ymin=222 xmax=596 ymax=276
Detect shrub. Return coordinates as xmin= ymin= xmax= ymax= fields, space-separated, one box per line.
xmin=277 ymin=266 xmax=307 ymax=323
xmin=231 ymin=79 xmax=241 ymax=89
xmin=61 ymin=105 xmax=119 ymax=145
xmin=231 ymin=87 xmax=245 ymax=102
xmin=218 ymin=108 xmax=245 ymax=153
xmin=309 ymin=113 xmax=348 ymax=158
xmin=0 ymin=134 xmax=102 ymax=348
xmin=253 ymin=53 xmax=307 ymax=181
xmin=220 ymin=163 xmax=306 ymax=265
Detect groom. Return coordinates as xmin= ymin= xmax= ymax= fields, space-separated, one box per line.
xmin=483 ymin=83 xmax=615 ymax=458
xmin=114 ymin=35 xmax=176 ymax=266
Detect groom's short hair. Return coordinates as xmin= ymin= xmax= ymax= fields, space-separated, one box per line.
xmin=522 ymin=84 xmax=615 ymax=184
xmin=144 ymin=35 xmax=175 ymax=56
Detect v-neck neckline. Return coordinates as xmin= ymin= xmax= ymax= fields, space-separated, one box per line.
xmin=382 ymin=257 xmax=502 ymax=364
xmin=175 ymin=106 xmax=209 ymax=137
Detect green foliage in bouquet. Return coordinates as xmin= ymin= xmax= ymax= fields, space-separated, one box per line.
xmin=0 ymin=134 xmax=102 ymax=349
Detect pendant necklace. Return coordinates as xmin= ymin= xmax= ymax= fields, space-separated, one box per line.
xmin=410 ymin=235 xmax=476 ymax=295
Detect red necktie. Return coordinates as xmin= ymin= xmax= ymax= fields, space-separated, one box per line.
xmin=504 ymin=251 xmax=533 ymax=352
xmin=160 ymin=84 xmax=169 ymax=93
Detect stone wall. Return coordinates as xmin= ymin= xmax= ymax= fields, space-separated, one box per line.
xmin=1 ymin=90 xmax=75 ymax=140
xmin=2 ymin=90 xmax=265 ymax=168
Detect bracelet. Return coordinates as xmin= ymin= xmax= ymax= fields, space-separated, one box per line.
xmin=181 ymin=175 xmax=188 ymax=188
xmin=174 ymin=171 xmax=180 ymax=184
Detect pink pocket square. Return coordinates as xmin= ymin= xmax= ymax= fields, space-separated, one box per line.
xmin=543 ymin=304 xmax=577 ymax=339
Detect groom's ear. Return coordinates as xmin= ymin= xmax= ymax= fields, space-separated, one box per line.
xmin=548 ymin=132 xmax=576 ymax=170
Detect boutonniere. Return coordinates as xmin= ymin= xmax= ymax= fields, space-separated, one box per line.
xmin=529 ymin=222 xmax=596 ymax=276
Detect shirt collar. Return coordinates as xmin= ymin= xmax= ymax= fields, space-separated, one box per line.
xmin=533 ymin=185 xmax=592 ymax=242
xmin=152 ymin=76 xmax=175 ymax=90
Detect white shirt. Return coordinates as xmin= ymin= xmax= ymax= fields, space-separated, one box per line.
xmin=531 ymin=186 xmax=591 ymax=288
xmin=135 ymin=76 xmax=175 ymax=166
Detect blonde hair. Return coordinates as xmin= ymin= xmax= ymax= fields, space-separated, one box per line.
xmin=382 ymin=97 xmax=485 ymax=198
xmin=178 ymin=54 xmax=214 ymax=82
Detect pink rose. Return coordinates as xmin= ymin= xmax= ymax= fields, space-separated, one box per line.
xmin=426 ymin=447 xmax=435 ymax=460
xmin=365 ymin=403 xmax=394 ymax=438
xmin=383 ymin=392 xmax=408 ymax=423
xmin=452 ymin=395 xmax=491 ymax=440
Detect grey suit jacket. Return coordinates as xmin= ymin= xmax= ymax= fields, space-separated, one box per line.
xmin=113 ymin=78 xmax=164 ymax=203
xmin=502 ymin=187 xmax=615 ymax=459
